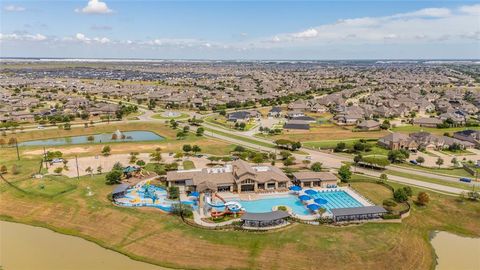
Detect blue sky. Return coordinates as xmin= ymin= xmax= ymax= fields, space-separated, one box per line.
xmin=1 ymin=1 xmax=479 ymax=59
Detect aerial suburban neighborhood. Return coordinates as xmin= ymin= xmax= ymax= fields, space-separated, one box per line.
xmin=1 ymin=1 xmax=479 ymax=270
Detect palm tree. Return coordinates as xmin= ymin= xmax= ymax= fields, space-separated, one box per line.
xmin=318 ymin=208 xmax=326 ymax=218
xmin=96 ymin=166 xmax=103 ymax=174
xmin=85 ymin=166 xmax=93 ymax=177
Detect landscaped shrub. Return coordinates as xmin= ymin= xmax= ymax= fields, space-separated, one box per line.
xmin=394 ymin=188 xmax=409 ymax=203
xmin=383 ymin=199 xmax=397 ymax=208
xmin=168 ymin=186 xmax=180 ymax=199
xmin=170 ymin=203 xmax=193 ymax=218
xmin=277 ymin=206 xmax=288 ymax=211
xmin=105 ymin=170 xmax=122 ymax=185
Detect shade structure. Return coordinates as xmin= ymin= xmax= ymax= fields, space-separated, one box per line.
xmin=298 ymin=194 xmax=312 ymax=201
xmin=314 ymin=198 xmax=328 ymax=205
xmin=304 ymin=189 xmax=317 ymax=195
xmin=189 ymin=191 xmax=200 ymax=197
xmin=289 ymin=185 xmax=302 ymax=191
xmin=307 ymin=203 xmax=320 ymax=211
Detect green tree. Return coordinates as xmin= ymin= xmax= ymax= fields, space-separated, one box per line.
xmin=101 ymin=145 xmax=111 ymax=156
xmin=112 ymin=162 xmax=123 ymax=171
xmin=338 ymin=164 xmax=352 ymax=183
xmin=416 ymin=156 xmax=425 ymax=165
xmin=182 ymin=144 xmax=192 ymax=154
xmin=196 ymin=127 xmax=204 ymax=136
xmin=136 ymin=160 xmax=146 ymax=167
xmin=192 ymin=145 xmax=201 ymax=154
xmin=451 ymin=157 xmax=458 ymax=167
xmin=150 ymin=147 xmax=162 ymax=164
xmin=105 ymin=170 xmax=122 ymax=185
xmin=394 ymin=188 xmax=408 ymax=203
xmin=283 ymin=156 xmax=295 ymax=166
xmin=379 ymin=173 xmax=388 ymax=183
xmin=436 ymin=157 xmax=444 ymax=168
xmin=310 ymin=162 xmax=323 ymax=172
xmin=388 ymin=150 xmax=407 ymax=163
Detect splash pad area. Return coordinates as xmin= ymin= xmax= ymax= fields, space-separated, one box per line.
xmin=114 ymin=181 xmax=195 ymax=212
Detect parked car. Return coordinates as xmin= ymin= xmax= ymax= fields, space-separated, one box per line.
xmin=459 ymin=177 xmax=472 ymax=183
xmin=409 ymin=160 xmax=418 ymax=165
xmin=51 ymin=158 xmax=64 ymax=163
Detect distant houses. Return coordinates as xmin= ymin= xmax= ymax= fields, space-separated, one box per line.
xmin=356 ymin=120 xmax=380 ymax=131
xmin=413 ymin=117 xmax=443 ymax=128
xmin=378 ymin=131 xmax=475 ymax=151
xmin=283 ymin=120 xmax=310 ymax=130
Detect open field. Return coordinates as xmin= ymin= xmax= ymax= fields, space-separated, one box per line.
xmin=263 ymin=125 xmax=389 ymax=142
xmin=391 ymin=125 xmax=480 ymax=135
xmin=384 ymin=169 xmax=474 ymax=190
xmin=1 ymin=145 xmax=480 ymax=269
xmin=205 ymin=116 xmax=257 ymax=131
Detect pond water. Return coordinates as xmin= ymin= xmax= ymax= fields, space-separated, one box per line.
xmin=19 ymin=131 xmax=164 ymax=146
xmin=0 ymin=221 xmax=169 ymax=270
xmin=430 ymin=231 xmax=480 ymax=270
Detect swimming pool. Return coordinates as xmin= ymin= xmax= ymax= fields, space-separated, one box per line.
xmin=229 ymin=190 xmax=365 ymax=215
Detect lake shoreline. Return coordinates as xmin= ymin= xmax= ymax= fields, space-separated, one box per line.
xmin=0 ymin=218 xmax=178 ymax=270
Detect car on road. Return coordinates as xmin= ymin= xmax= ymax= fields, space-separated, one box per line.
xmin=37 ymin=125 xmax=45 ymax=129
xmin=459 ymin=177 xmax=472 ymax=183
xmin=409 ymin=160 xmax=418 ymax=165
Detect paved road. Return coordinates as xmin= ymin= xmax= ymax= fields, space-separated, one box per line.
xmin=6 ymin=105 xmax=475 ymax=195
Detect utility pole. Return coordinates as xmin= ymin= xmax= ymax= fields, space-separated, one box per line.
xmin=15 ymin=139 xmax=20 ymax=160
xmin=75 ymin=155 xmax=80 ymax=181
xmin=43 ymin=146 xmax=48 ymax=169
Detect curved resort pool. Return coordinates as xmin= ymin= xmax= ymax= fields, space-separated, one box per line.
xmin=19 ymin=131 xmax=164 ymax=146
xmin=227 ymin=190 xmax=365 ymax=216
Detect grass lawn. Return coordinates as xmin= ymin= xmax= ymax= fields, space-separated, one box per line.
xmin=204 ymin=116 xmax=257 ymax=132
xmin=394 ymin=163 xmax=475 ymax=178
xmin=391 ymin=125 xmax=480 ymax=135
xmin=304 ymin=139 xmax=389 ymax=156
xmin=384 ymin=169 xmax=474 ymax=190
xmin=203 ymin=127 xmax=275 ymax=148
xmin=13 ymin=176 xmax=76 ymax=197
xmin=1 ymin=145 xmax=480 ymax=269
xmin=182 ymin=160 xmax=195 ymax=170
xmin=151 ymin=112 xmax=189 ymax=120
xmin=438 ymin=149 xmax=476 ymax=156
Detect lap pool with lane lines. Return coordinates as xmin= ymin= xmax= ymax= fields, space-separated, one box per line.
xmin=231 ymin=190 xmax=365 ymax=215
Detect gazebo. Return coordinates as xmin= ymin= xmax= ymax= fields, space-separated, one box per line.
xmin=240 ymin=211 xmax=290 ymax=228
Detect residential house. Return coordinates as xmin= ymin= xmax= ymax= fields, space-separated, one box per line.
xmin=378 ymin=133 xmax=418 ymax=150
xmin=356 ymin=120 xmax=380 ymax=131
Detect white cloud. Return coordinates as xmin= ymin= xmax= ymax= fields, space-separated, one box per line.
xmin=292 ymin=28 xmax=318 ymax=39
xmin=262 ymin=6 xmax=478 ymax=46
xmin=390 ymin=8 xmax=451 ymax=18
xmin=3 ymin=5 xmax=26 ymax=12
xmin=71 ymin=33 xmax=111 ymax=44
xmin=75 ymin=0 xmax=112 ymax=14
xmin=459 ymin=4 xmax=480 ymax=15
xmin=0 ymin=33 xmax=47 ymax=41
